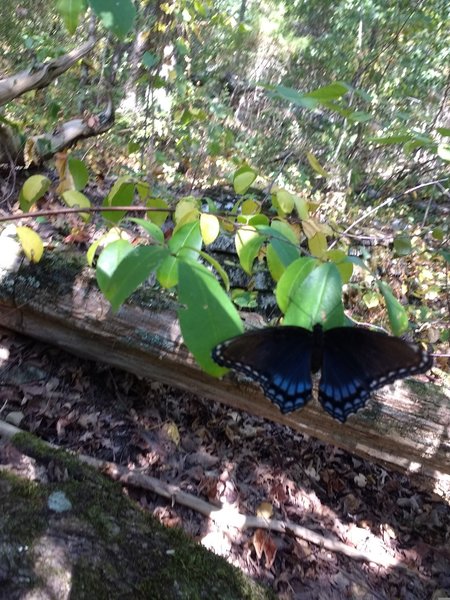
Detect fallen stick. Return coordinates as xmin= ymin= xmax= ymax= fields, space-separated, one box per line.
xmin=0 ymin=419 xmax=413 ymax=571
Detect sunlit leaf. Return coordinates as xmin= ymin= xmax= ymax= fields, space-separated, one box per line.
xmin=233 ymin=164 xmax=257 ymax=194
xmin=200 ymin=213 xmax=220 ymax=245
xmin=16 ymin=226 xmax=44 ymax=263
xmin=19 ymin=175 xmax=51 ymax=212
xmin=306 ymin=151 xmax=329 ymax=178
xmin=178 ymin=261 xmax=243 ymax=375
xmin=378 ymin=281 xmax=408 ymax=336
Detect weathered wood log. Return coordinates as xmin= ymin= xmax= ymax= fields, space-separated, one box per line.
xmin=0 ymin=248 xmax=448 ymax=487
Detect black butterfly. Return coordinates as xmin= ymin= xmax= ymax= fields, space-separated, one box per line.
xmin=212 ymin=324 xmax=432 ymax=422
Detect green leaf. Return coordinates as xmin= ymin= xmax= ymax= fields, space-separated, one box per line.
xmin=145 ymin=197 xmax=170 ymax=228
xmin=88 ymin=0 xmax=136 ymax=38
xmin=275 ymin=257 xmax=318 ymax=313
xmin=304 ymin=82 xmax=350 ymax=102
xmin=284 ymin=263 xmax=344 ymax=329
xmin=369 ymin=134 xmax=412 ymax=145
xmin=96 ymin=241 xmax=167 ymax=311
xmin=102 ymin=177 xmax=135 ymax=224
xmin=265 ymin=223 xmax=300 ymax=280
xmin=19 ymin=175 xmax=51 ymax=211
xmin=393 ymin=234 xmax=412 ymax=256
xmin=437 ymin=127 xmax=450 ymax=137
xmin=235 ymin=226 xmax=264 ymax=274
xmin=61 ymin=190 xmax=91 ymax=221
xmin=270 ymin=85 xmax=318 ymax=109
xmin=177 ymin=261 xmax=243 ymax=375
xmin=142 ymin=52 xmax=159 ymax=68
xmin=306 ymin=152 xmax=329 ymax=178
xmin=440 ymin=250 xmax=450 ymax=263
xmin=274 ymin=190 xmax=295 ymax=214
xmin=169 ymin=221 xmax=202 ymax=260
xmin=127 ymin=218 xmax=164 ymax=244
xmin=378 ymin=281 xmax=408 ymax=336
xmin=56 ymin=0 xmax=86 ymax=34
xmin=68 ymin=157 xmax=89 ymax=190
xmin=233 ymin=164 xmax=257 ymax=194
xmin=157 ymin=255 xmax=179 ymax=288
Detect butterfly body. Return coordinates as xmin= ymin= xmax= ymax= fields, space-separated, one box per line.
xmin=212 ymin=324 xmax=432 ymax=422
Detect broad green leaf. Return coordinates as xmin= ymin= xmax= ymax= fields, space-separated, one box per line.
xmin=241 ymin=199 xmax=260 ymax=215
xmin=306 ymin=152 xmax=329 ymax=178
xmin=102 ymin=177 xmax=134 ymax=224
xmin=231 ymin=289 xmax=258 ymax=308
xmin=432 ymin=227 xmax=444 ymax=241
xmin=88 ymin=0 xmax=136 ymax=38
xmin=145 ymin=197 xmax=169 ymax=228
xmin=175 ymin=198 xmax=199 ymax=225
xmin=56 ymin=0 xmax=85 ymax=34
xmin=275 ymin=257 xmax=318 ymax=313
xmin=62 ymin=190 xmax=91 ymax=221
xmin=440 ymin=250 xmax=450 ymax=263
xmin=235 ymin=226 xmax=264 ymax=274
xmin=86 ymin=228 xmax=127 ymax=266
xmin=304 ymin=82 xmax=350 ymax=102
xmin=393 ymin=234 xmax=412 ymax=257
xmin=142 ymin=51 xmax=158 ymax=68
xmin=437 ymin=127 xmax=450 ymax=137
xmin=308 ymin=232 xmax=328 ymax=258
xmin=265 ymin=223 xmax=300 ymax=279
xmin=293 ymin=195 xmax=309 ymax=220
xmin=270 ymin=85 xmax=318 ymax=109
xmin=97 ymin=242 xmax=167 ymax=311
xmin=369 ymin=134 xmax=412 ymax=145
xmin=169 ymin=221 xmax=202 ymax=260
xmin=233 ymin=164 xmax=257 ymax=194
xmin=327 ymin=250 xmax=353 ymax=283
xmin=157 ymin=255 xmax=179 ymax=288
xmin=378 ymin=281 xmax=408 ymax=335
xmin=177 ymin=261 xmax=243 ymax=375
xmin=19 ymin=175 xmax=51 ymax=211
xmin=274 ymin=190 xmax=295 ymax=215
xmin=16 ymin=226 xmax=44 ymax=263
xmin=284 ymin=263 xmax=344 ymax=329
xmin=68 ymin=157 xmax=89 ymax=190
xmin=200 ymin=213 xmax=220 ymax=245
xmin=127 ymin=141 xmax=140 ymax=154
xmin=128 ymin=218 xmax=164 ymax=244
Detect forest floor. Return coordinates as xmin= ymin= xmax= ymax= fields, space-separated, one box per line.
xmin=1 ymin=326 xmax=449 ymax=600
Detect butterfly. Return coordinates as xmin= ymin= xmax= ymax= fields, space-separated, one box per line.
xmin=212 ymin=324 xmax=432 ymax=422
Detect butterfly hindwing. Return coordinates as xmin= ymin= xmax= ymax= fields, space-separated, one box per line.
xmin=213 ymin=327 xmax=314 ymax=413
xmin=319 ymin=327 xmax=432 ymax=422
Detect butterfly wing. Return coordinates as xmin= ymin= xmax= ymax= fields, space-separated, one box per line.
xmin=319 ymin=327 xmax=432 ymax=422
xmin=212 ymin=327 xmax=314 ymax=413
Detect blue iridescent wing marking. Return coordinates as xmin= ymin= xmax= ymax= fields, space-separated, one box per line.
xmin=212 ymin=327 xmax=314 ymax=412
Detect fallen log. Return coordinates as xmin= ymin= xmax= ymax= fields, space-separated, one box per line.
xmin=0 ymin=248 xmax=448 ymax=487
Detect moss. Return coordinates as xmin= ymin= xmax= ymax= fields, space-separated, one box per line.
xmin=6 ymin=432 xmax=274 ymax=599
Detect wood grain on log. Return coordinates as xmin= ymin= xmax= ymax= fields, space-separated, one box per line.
xmin=0 ymin=250 xmax=448 ymax=487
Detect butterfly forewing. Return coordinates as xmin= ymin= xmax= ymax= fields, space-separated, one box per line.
xmin=319 ymin=327 xmax=432 ymax=422
xmin=213 ymin=327 xmax=315 ymax=413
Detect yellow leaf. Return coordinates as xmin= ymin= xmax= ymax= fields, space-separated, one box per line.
xmin=256 ymin=501 xmax=273 ymax=519
xmin=200 ymin=213 xmax=220 ymax=245
xmin=306 ymin=151 xmax=329 ymax=178
xmin=163 ymin=421 xmax=180 ymax=446
xmin=16 ymin=226 xmax=44 ymax=263
xmin=308 ymin=232 xmax=328 ymax=258
xmin=175 ymin=199 xmax=199 ymax=225
xmin=241 ymin=199 xmax=260 ymax=215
